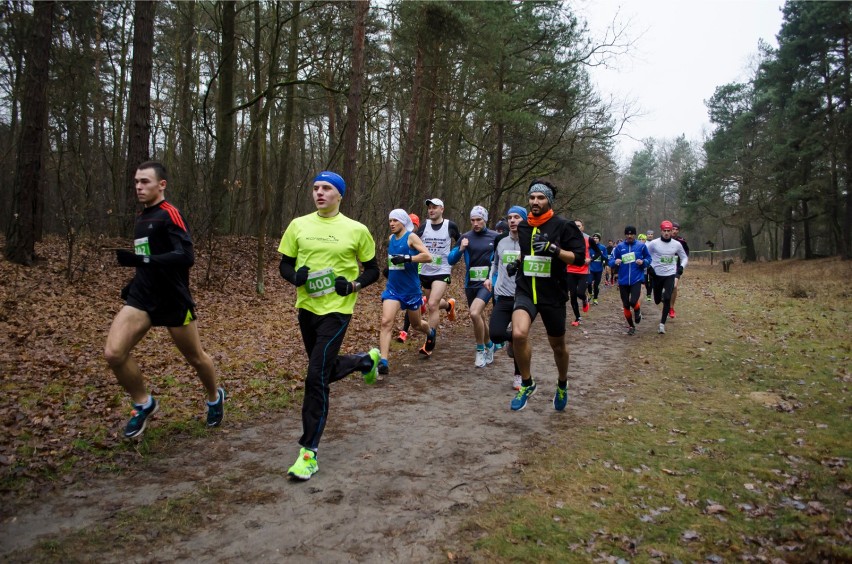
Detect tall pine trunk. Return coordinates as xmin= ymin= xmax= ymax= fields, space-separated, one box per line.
xmin=124 ymin=0 xmax=156 ymax=234
xmin=5 ymin=1 xmax=54 ymax=265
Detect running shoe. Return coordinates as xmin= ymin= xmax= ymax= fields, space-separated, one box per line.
xmin=396 ymin=330 xmax=408 ymax=343
xmin=419 ymin=328 xmax=437 ymax=356
xmin=287 ymin=447 xmax=318 ymax=480
xmin=592 ymin=299 xmax=599 ymax=305
xmin=571 ymin=320 xmax=580 ymax=327
xmin=582 ymin=301 xmax=590 ymax=313
xmin=658 ymin=323 xmax=666 ymax=334
xmin=669 ymin=308 xmax=676 ymax=319
xmin=378 ymin=358 xmax=389 ymax=375
xmin=627 ymin=326 xmax=635 ymax=336
xmin=124 ymin=397 xmax=159 ymax=439
xmin=512 ymin=374 xmax=522 ymax=391
xmin=553 ymin=386 xmax=568 ymax=411
xmin=634 ymin=309 xmax=642 ymax=324
xmin=646 ymin=295 xmax=652 ymax=303
xmin=510 ymin=381 xmax=537 ymax=411
xmin=420 ymin=296 xmax=427 ymax=314
xmin=484 ymin=344 xmax=495 ymax=365
xmin=494 ymin=342 xmax=504 ymax=352
xmin=206 ymin=388 xmax=226 ymax=427
xmin=447 ymin=298 xmax=457 ymax=321
xmin=475 ymin=349 xmax=486 ymax=368
xmin=363 ymin=348 xmax=381 ymax=384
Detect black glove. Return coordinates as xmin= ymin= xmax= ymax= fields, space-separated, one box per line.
xmin=116 ymin=249 xmax=145 ymax=267
xmin=293 ymin=266 xmax=310 ymax=287
xmin=532 ymin=233 xmax=561 ymax=257
xmin=390 ymin=254 xmax=412 ymax=265
xmin=335 ymin=276 xmax=356 ymax=296
xmin=505 ymin=259 xmax=520 ymax=277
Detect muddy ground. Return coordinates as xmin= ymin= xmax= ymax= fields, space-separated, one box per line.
xmin=1 ymin=285 xmax=659 ymax=562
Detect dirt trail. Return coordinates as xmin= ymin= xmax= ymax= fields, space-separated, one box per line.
xmin=1 ymin=286 xmax=649 ymax=562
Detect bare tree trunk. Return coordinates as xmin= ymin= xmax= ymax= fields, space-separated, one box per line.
xmin=782 ymin=205 xmax=793 ymax=259
xmin=177 ymin=1 xmax=197 ymax=211
xmin=273 ymin=1 xmax=300 ymax=235
xmin=343 ymin=0 xmax=368 ymax=211
xmin=5 ymin=1 xmax=54 ymax=265
xmin=212 ymin=0 xmax=236 ymax=233
xmin=399 ymin=43 xmax=424 ymax=205
xmin=124 ymin=0 xmax=156 ymax=234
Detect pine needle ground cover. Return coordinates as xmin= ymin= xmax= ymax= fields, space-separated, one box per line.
xmin=458 ymin=259 xmax=851 ymax=562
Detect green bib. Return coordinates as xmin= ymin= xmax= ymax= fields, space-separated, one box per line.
xmin=306 ymin=267 xmax=336 ymax=298
xmin=523 ymin=255 xmax=552 ymax=277
xmin=469 ymin=266 xmax=489 ymax=281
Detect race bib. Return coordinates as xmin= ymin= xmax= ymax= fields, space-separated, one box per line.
xmin=388 ymin=255 xmax=405 ymax=271
xmin=431 ymin=256 xmax=443 ymax=265
xmin=659 ymin=255 xmax=676 ymax=264
xmin=469 ymin=266 xmax=489 ymax=281
xmin=306 ymin=267 xmax=336 ymax=297
xmin=134 ymin=237 xmax=151 ymax=256
xmin=502 ymin=250 xmax=520 ymax=264
xmin=523 ymin=255 xmax=551 ymax=277
xmin=621 ymin=252 xmax=636 ymax=264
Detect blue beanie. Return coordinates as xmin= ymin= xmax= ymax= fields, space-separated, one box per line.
xmin=313 ymin=171 xmax=346 ymax=197
xmin=507 ymin=205 xmax=528 ymax=221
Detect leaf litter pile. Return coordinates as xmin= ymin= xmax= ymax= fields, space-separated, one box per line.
xmin=0 ymin=236 xmax=382 ymax=496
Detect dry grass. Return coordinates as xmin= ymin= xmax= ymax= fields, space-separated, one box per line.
xmin=455 ymin=259 xmax=852 ymax=562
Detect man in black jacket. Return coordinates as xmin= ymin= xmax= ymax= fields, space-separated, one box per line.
xmin=507 ymin=180 xmax=586 ymax=412
xmin=104 ymin=161 xmax=224 ymax=439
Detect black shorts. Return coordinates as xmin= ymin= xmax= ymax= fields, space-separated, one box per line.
xmin=420 ymin=273 xmax=451 ymax=290
xmin=126 ymin=296 xmax=196 ymax=327
xmin=465 ymin=286 xmax=492 ymax=306
xmin=513 ymin=293 xmax=566 ymax=337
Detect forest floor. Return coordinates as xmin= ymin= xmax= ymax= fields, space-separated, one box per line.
xmin=0 ymin=238 xmax=849 ymax=562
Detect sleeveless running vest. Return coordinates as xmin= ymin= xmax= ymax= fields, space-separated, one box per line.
xmin=419 ymin=221 xmax=452 ymax=276
xmin=386 ymin=232 xmax=421 ymax=296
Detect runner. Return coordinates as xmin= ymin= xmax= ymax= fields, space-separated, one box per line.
xmin=668 ymin=221 xmax=690 ymax=318
xmin=605 ymin=238 xmax=616 ymax=286
xmin=609 ymin=226 xmax=651 ymax=336
xmin=105 ymin=161 xmax=225 ymax=439
xmin=448 ymin=205 xmax=498 ymax=367
xmin=507 ymin=180 xmax=586 ymax=412
xmin=646 ymin=220 xmax=688 ymax=334
xmin=416 ymin=198 xmax=460 ymax=356
xmin=277 ymin=171 xmax=381 ymax=481
xmin=587 ymin=233 xmax=607 ymax=305
xmin=378 ymin=210 xmax=432 ymax=375
xmin=485 ymin=205 xmax=526 ymax=389
xmin=566 ymin=219 xmax=593 ymax=327
xmin=638 ymin=232 xmax=654 ymax=302
xmin=397 ymin=213 xmax=425 ymax=343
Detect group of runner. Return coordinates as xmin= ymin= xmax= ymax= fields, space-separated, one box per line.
xmin=104 ymin=163 xmax=688 ymax=481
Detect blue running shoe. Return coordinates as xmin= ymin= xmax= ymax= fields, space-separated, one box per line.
xmin=553 ymin=386 xmax=568 ymax=411
xmin=510 ymin=381 xmax=537 ymax=411
xmin=378 ymin=358 xmax=389 ymax=375
xmin=206 ymin=387 xmax=226 ymax=427
xmin=124 ymin=397 xmax=159 ymax=438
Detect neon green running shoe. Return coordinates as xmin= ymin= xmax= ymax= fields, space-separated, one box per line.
xmin=287 ymin=447 xmax=318 ymax=480
xmin=363 ymin=348 xmax=381 ymax=384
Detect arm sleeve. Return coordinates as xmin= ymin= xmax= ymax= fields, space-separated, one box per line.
xmin=279 ymin=254 xmax=297 ymax=284
xmin=681 ymin=240 xmax=690 ymax=255
xmin=355 ymin=256 xmax=380 ymax=288
xmin=447 ymin=243 xmax=463 ymax=265
xmin=562 ymin=224 xmax=587 ymax=267
xmin=448 ymin=221 xmax=461 ymax=242
xmin=148 ymin=219 xmax=195 ymax=267
xmin=678 ymin=245 xmax=689 ymax=269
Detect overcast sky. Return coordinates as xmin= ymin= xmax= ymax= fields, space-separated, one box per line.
xmin=576 ymin=0 xmax=785 ymax=164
